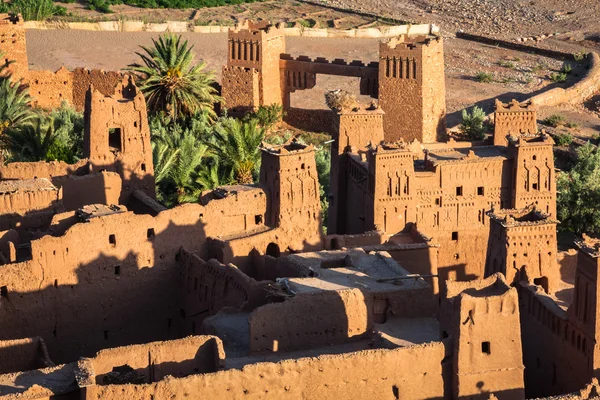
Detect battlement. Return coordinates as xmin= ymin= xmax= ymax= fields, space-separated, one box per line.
xmin=575 ymin=234 xmax=600 ymax=258
xmin=260 ymin=138 xmax=314 ymax=156
xmin=381 ymin=34 xmax=442 ymax=51
xmin=280 ymin=53 xmax=379 ymax=69
xmin=495 ymin=98 xmax=535 ymax=112
xmin=229 ymin=19 xmax=285 ymax=40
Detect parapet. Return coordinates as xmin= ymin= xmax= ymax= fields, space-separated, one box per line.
xmin=446 ymin=272 xmax=513 ymax=300
xmin=230 ymin=19 xmax=285 ymax=38
xmin=487 ymin=205 xmax=558 ymax=228
xmin=495 ymin=98 xmax=535 ymax=112
xmin=575 ymin=234 xmax=600 ymax=258
xmin=509 ymin=131 xmax=554 ymax=146
xmin=381 ymin=34 xmax=442 ymax=51
xmin=260 ymin=137 xmax=314 ymax=156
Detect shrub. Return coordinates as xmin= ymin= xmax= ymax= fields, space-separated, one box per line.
xmin=554 ymin=133 xmax=573 ymax=146
xmin=573 ymin=52 xmax=586 ymax=63
xmin=543 ymin=114 xmax=566 ymax=127
xmin=498 ymin=60 xmax=515 ymax=69
xmin=531 ymin=64 xmax=546 ymax=74
xmin=565 ymin=122 xmax=579 ymax=129
xmin=561 ymin=62 xmax=573 ymax=74
xmin=245 ymin=104 xmax=285 ymax=133
xmin=475 ymin=72 xmax=493 ymax=83
xmin=550 ymin=72 xmax=568 ymax=83
xmin=459 ymin=106 xmax=486 ymax=140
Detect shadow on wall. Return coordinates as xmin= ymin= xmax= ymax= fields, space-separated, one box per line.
xmin=0 ymin=217 xmax=210 ymax=365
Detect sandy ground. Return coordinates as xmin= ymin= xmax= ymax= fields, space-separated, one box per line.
xmin=24 ymin=29 xmax=600 ymax=134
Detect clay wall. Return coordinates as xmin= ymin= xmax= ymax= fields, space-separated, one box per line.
xmin=518 ymin=283 xmax=590 ymax=397
xmin=0 ymin=160 xmax=88 ymax=181
xmin=178 ymin=248 xmax=267 ymax=335
xmin=71 ymin=68 xmax=124 ymax=111
xmin=0 ymin=337 xmax=53 ymax=374
xmin=493 ymin=100 xmax=537 ymax=147
xmin=26 ymin=68 xmax=73 ymax=109
xmin=221 ymin=66 xmax=260 ymax=114
xmin=83 ymin=342 xmax=446 ymax=400
xmin=0 ymin=204 xmax=207 ymax=363
xmin=54 ymin=171 xmax=122 ymax=211
xmin=448 ymin=275 xmax=525 ymax=399
xmin=0 ymin=15 xmax=28 ymax=82
xmin=89 ymin=336 xmax=224 ymax=384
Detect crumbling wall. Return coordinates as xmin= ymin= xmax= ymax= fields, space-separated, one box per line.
xmin=26 ymin=68 xmax=73 ymax=110
xmin=0 ymin=337 xmax=53 ymax=374
xmin=90 ymin=336 xmax=224 ymax=384
xmin=178 ymin=248 xmax=267 ymax=335
xmin=72 ymin=68 xmax=124 ymax=111
xmin=83 ymin=342 xmax=446 ymax=400
xmin=221 ymin=67 xmax=260 ymax=114
xmin=0 ymin=203 xmax=207 ymax=363
xmin=0 ymin=160 xmax=88 ymax=181
xmin=55 ymin=171 xmax=121 ymax=210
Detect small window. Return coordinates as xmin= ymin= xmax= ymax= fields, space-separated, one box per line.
xmin=147 ymin=228 xmax=155 ymax=239
xmin=532 ymin=183 xmax=538 ymax=190
xmin=114 ymin=266 xmax=121 ymax=275
xmin=301 ymin=163 xmax=305 ymax=170
xmin=454 ymin=253 xmax=460 ymax=260
xmin=0 ymin=285 xmax=7 ymax=298
xmin=104 ymin=330 xmax=109 ymax=340
xmin=452 ymin=232 xmax=458 ymax=241
xmin=533 ymin=155 xmax=537 ymax=160
xmin=435 ymin=198 xmax=440 ymax=205
xmin=141 ymin=163 xmax=146 ymax=172
xmin=255 ymin=215 xmax=263 ymax=225
xmin=482 ymin=341 xmax=491 ymax=354
xmin=456 ymin=186 xmax=463 ymax=196
xmin=477 ymin=187 xmax=484 ymax=196
xmin=108 ymin=128 xmax=122 ymax=152
xmin=199 ymin=213 xmax=204 ymax=220
xmin=109 ymin=234 xmax=116 ymax=246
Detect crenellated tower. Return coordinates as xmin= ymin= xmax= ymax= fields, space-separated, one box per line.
xmin=221 ymin=20 xmax=286 ymax=115
xmin=378 ymin=34 xmax=446 ymax=143
xmin=509 ymin=133 xmax=556 ymax=217
xmin=494 ymin=99 xmax=538 ymax=147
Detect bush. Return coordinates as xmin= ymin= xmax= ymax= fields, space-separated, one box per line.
xmin=475 ymin=72 xmax=494 ymax=83
xmin=554 ymin=133 xmax=573 ymax=146
xmin=573 ymin=52 xmax=586 ymax=63
xmin=561 ymin=62 xmax=573 ymax=74
xmin=550 ymin=72 xmax=568 ymax=83
xmin=245 ymin=104 xmax=285 ymax=133
xmin=498 ymin=60 xmax=515 ymax=69
xmin=459 ymin=106 xmax=486 ymax=141
xmin=543 ymin=114 xmax=566 ymax=127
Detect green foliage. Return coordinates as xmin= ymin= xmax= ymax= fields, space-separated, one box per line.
xmin=206 ymin=118 xmax=265 ymax=184
xmin=543 ymin=114 xmax=566 ymax=127
xmin=47 ymin=102 xmax=85 ymax=162
xmin=1 ymin=117 xmax=59 ymax=162
xmin=557 ymin=143 xmax=600 ymax=235
xmin=459 ymin=106 xmax=486 ymax=141
xmin=498 ymin=60 xmax=515 ymax=69
xmin=531 ymin=64 xmax=546 ymax=74
xmin=77 ymin=0 xmax=264 ymax=13
xmin=561 ymin=62 xmax=573 ymax=74
xmin=315 ymin=145 xmax=330 ymax=232
xmin=244 ymin=104 xmax=285 ymax=133
xmin=554 ymin=133 xmax=573 ymax=146
xmin=128 ymin=34 xmax=221 ymax=119
xmin=0 ymin=76 xmax=35 ymax=135
xmin=475 ymin=72 xmax=493 ymax=83
xmin=573 ymin=52 xmax=586 ymax=63
xmin=10 ymin=0 xmax=64 ymax=21
xmin=550 ymin=72 xmax=568 ymax=83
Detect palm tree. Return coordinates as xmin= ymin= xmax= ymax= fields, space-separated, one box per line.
xmin=2 ymin=117 xmax=57 ymax=162
xmin=128 ymin=34 xmax=221 ymax=119
xmin=207 ymin=118 xmax=265 ymax=184
xmin=0 ymin=52 xmax=34 ymax=135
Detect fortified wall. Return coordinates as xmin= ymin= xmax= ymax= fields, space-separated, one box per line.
xmin=0 ymin=14 xmax=123 ymax=110
xmin=221 ymin=20 xmax=445 ymax=144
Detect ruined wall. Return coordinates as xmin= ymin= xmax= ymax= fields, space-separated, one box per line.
xmin=0 ymin=160 xmax=88 ymax=181
xmin=221 ymin=66 xmax=260 ymax=114
xmin=55 ymin=171 xmax=122 ymax=211
xmin=84 ymin=78 xmax=155 ymax=203
xmin=89 ymin=336 xmax=224 ymax=384
xmin=0 ymin=337 xmax=52 ymax=374
xmin=71 ymin=68 xmax=124 ymax=111
xmin=27 ymin=68 xmax=73 ymax=109
xmin=83 ymin=342 xmax=446 ymax=400
xmin=178 ymin=248 xmax=267 ymax=336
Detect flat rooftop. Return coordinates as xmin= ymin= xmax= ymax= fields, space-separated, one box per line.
xmin=284 ymin=250 xmax=430 ymax=294
xmin=0 ymin=178 xmax=57 ymax=195
xmin=426 ymin=146 xmax=508 ymax=166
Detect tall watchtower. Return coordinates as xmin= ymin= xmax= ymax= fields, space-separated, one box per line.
xmin=259 ymin=139 xmax=321 ymax=234
xmin=83 ymin=76 xmax=155 ymax=202
xmin=509 ymin=133 xmax=556 ymax=217
xmin=221 ymin=20 xmax=286 ymax=115
xmin=378 ymin=35 xmax=446 ymax=143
